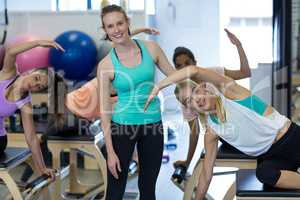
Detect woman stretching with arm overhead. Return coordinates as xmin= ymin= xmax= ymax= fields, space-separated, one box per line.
xmin=145 ymin=65 xmax=299 ymax=200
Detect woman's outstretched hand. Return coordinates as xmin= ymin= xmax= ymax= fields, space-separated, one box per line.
xmin=142 ymin=27 xmax=160 ymax=35
xmin=144 ymin=85 xmax=160 ymax=112
xmin=38 ymin=40 xmax=65 ymax=52
xmin=224 ymin=28 xmax=242 ymax=47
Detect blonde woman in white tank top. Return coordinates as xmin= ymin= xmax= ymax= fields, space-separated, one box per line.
xmin=144 ymin=66 xmax=300 ymax=200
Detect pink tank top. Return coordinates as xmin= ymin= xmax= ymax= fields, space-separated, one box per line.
xmin=0 ymin=77 xmax=31 ymax=136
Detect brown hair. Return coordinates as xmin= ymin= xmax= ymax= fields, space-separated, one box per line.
xmin=173 ymin=47 xmax=196 ymax=68
xmin=101 ymin=4 xmax=131 ymax=40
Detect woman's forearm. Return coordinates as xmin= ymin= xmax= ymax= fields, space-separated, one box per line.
xmin=4 ymin=40 xmax=63 ymax=73
xmin=196 ymin=171 xmax=212 ymax=200
xmin=99 ymin=90 xmax=115 ymax=154
xmin=156 ymin=65 xmax=228 ymax=90
xmin=3 ymin=41 xmax=41 ymax=73
xmin=6 ymin=40 xmax=41 ymax=56
xmin=26 ymin=136 xmax=46 ymax=174
xmin=157 ymin=65 xmax=198 ymax=90
xmin=97 ymin=63 xmax=116 ymax=155
xmin=21 ymin=105 xmax=47 ymax=174
xmin=186 ymin=134 xmax=198 ymax=167
xmin=101 ymin=114 xmax=115 ymax=154
xmin=131 ymin=28 xmax=146 ymax=36
xmin=236 ymin=44 xmax=251 ymax=77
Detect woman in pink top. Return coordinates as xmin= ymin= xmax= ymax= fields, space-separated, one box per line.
xmin=0 ymin=40 xmax=64 ymax=180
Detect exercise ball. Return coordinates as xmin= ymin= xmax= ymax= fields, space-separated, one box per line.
xmin=49 ymin=31 xmax=97 ymax=81
xmin=6 ymin=35 xmax=50 ymax=73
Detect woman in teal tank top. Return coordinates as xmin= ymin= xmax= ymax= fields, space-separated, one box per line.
xmin=97 ymin=5 xmax=176 ymax=200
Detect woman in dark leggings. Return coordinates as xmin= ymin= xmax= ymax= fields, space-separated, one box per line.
xmin=98 ymin=5 xmax=176 ymax=200
xmin=0 ymin=135 xmax=6 ymax=153
xmin=145 ymin=65 xmax=300 ymax=199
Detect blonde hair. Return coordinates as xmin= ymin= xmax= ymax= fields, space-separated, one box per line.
xmin=174 ymin=80 xmax=226 ymax=130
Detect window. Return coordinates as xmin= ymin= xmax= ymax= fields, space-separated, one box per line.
xmin=108 ymin=0 xmax=121 ymax=6
xmin=58 ymin=0 xmax=87 ymax=11
xmin=229 ymin=18 xmax=241 ymax=26
xmin=91 ymin=0 xmax=101 ymax=10
xmin=128 ymin=0 xmax=144 ymax=11
xmin=91 ymin=0 xmax=122 ymax=10
xmin=53 ymin=0 xmax=121 ymax=11
xmin=220 ymin=0 xmax=273 ymax=89
xmin=262 ymin=17 xmax=272 ymax=26
xmin=54 ymin=0 xmax=146 ymax=11
xmin=145 ymin=0 xmax=155 ymax=15
xmin=245 ymin=17 xmax=259 ymax=26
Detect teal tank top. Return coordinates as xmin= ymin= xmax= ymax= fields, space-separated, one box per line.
xmin=210 ymin=95 xmax=268 ymax=124
xmin=110 ymin=39 xmax=161 ymax=125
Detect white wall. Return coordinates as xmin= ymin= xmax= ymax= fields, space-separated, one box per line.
xmin=7 ymin=0 xmax=52 ymax=11
xmin=155 ymin=0 xmax=220 ymax=66
xmin=250 ymin=63 xmax=272 ymax=105
xmin=221 ymin=0 xmax=272 ymax=18
xmin=5 ymin=11 xmax=145 ymax=46
xmin=219 ymin=0 xmax=273 ymax=90
xmin=154 ymin=0 xmax=220 ymax=111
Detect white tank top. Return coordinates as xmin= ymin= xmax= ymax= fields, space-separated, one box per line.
xmin=207 ymin=94 xmax=289 ymax=156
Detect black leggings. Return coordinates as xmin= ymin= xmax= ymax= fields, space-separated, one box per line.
xmin=105 ymin=121 xmax=164 ymax=200
xmin=0 ymin=135 xmax=7 ymax=153
xmin=256 ymin=122 xmax=300 ymax=186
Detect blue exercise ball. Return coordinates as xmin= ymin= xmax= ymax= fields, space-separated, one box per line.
xmin=50 ymin=31 xmax=97 ymax=80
